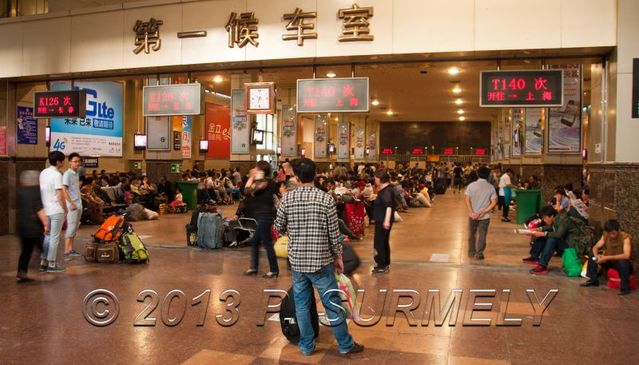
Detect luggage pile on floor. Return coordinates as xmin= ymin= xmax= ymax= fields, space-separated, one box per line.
xmin=85 ymin=215 xmax=150 ymax=264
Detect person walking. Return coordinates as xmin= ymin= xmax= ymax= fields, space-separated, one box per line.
xmin=62 ymin=152 xmax=83 ymax=261
xmin=274 ymin=157 xmax=363 ymax=357
xmin=39 ymin=151 xmax=68 ymax=272
xmin=16 ymin=171 xmax=48 ymax=282
xmin=243 ymin=161 xmax=279 ymax=279
xmin=372 ymin=169 xmax=396 ymax=273
xmin=464 ymin=166 xmax=498 ymax=260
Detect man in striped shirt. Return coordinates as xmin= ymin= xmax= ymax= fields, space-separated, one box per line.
xmin=274 ymin=158 xmax=363 ymax=357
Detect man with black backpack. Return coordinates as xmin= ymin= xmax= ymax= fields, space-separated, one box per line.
xmin=274 ymin=158 xmax=364 ymax=357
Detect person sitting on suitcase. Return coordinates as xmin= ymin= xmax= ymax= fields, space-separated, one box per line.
xmin=581 ymin=219 xmax=634 ymax=295
xmin=274 ymin=158 xmax=364 ymax=357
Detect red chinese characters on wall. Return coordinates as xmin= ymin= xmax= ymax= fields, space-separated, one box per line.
xmin=206 ymin=103 xmax=231 ymax=159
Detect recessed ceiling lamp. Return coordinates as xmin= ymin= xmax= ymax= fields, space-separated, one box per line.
xmin=213 ymin=75 xmax=224 ymax=83
xmin=457 ymin=109 xmax=464 ymax=115
xmin=334 ymin=117 xmax=339 ymax=121
xmin=371 ymin=99 xmax=380 ymax=106
xmin=454 ymin=98 xmax=463 ymax=105
xmin=326 ymin=71 xmax=337 ymax=78
xmin=452 ymin=85 xmax=462 ymax=94
xmin=459 ymin=116 xmax=466 ymax=121
xmin=386 ymin=110 xmax=394 ymax=116
xmin=448 ymin=67 xmax=460 ymax=76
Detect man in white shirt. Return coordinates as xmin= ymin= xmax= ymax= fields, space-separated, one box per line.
xmin=498 ymin=168 xmax=516 ymax=222
xmin=62 ymin=153 xmax=83 ymax=261
xmin=40 ymin=151 xmax=68 ymax=272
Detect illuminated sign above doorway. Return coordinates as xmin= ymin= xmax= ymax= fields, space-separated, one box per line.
xmin=297 ymin=77 xmax=369 ymax=113
xmin=33 ymin=90 xmax=86 ymax=118
xmin=480 ymin=70 xmax=563 ymax=107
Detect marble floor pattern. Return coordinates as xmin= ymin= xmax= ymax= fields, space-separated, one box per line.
xmin=1 ymin=191 xmax=637 ymax=365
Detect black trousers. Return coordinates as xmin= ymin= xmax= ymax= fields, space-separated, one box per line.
xmin=17 ymin=236 xmax=43 ymax=275
xmin=586 ymin=258 xmax=634 ymax=291
xmin=374 ymin=223 xmax=391 ymax=268
xmin=498 ymin=196 xmax=509 ymax=218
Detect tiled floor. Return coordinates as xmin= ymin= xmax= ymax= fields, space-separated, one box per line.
xmin=1 ymin=192 xmax=637 ymax=364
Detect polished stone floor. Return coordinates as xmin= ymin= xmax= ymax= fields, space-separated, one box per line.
xmin=1 ymin=191 xmax=637 ymax=365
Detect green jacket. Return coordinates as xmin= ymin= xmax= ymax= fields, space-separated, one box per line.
xmin=541 ymin=212 xmax=581 ymax=248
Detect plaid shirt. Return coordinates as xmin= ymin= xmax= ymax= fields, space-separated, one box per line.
xmin=274 ymin=185 xmax=342 ymax=273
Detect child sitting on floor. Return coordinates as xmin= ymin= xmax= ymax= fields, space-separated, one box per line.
xmin=168 ymin=187 xmax=187 ymax=213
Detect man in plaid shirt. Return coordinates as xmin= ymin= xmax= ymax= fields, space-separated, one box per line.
xmin=275 ymin=158 xmax=363 ymax=357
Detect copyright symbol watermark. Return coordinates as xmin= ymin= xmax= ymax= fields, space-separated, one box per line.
xmin=82 ymin=289 xmax=120 ymax=327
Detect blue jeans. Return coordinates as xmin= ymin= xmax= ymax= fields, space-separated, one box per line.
xmin=538 ymin=237 xmax=568 ymax=267
xmin=292 ymin=264 xmax=354 ymax=354
xmin=42 ymin=213 xmax=65 ymax=262
xmin=250 ymin=218 xmax=278 ymax=273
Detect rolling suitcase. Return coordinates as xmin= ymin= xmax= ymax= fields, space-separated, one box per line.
xmin=280 ymin=287 xmax=320 ymax=345
xmin=197 ymin=212 xmax=224 ymax=249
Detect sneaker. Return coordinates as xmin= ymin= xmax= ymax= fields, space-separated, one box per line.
xmin=39 ymin=265 xmax=48 ymax=272
xmin=372 ymin=266 xmax=390 ymax=274
xmin=522 ymin=256 xmax=538 ymax=265
xmin=301 ymin=345 xmax=316 ymax=356
xmin=474 ymin=253 xmax=485 ymax=260
xmin=530 ymin=265 xmax=548 ymax=275
xmin=70 ymin=250 xmax=82 ymax=257
xmin=501 ymin=217 xmax=511 ymax=222
xmin=619 ymin=289 xmax=631 ymax=296
xmin=47 ymin=266 xmax=66 ymax=273
xmin=580 ymin=280 xmax=599 ymax=287
xmin=63 ymin=253 xmax=73 ymax=262
xmin=340 ymin=342 xmax=365 ymax=355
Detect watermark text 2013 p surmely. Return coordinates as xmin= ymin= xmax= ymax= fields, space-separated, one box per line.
xmin=82 ymin=288 xmax=558 ymax=328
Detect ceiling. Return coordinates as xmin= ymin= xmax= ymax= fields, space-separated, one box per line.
xmin=192 ymin=57 xmax=595 ymax=123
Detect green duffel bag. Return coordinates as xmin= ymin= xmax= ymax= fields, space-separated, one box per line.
xmin=119 ymin=231 xmax=150 ymax=264
xmin=562 ymin=248 xmax=582 ymax=277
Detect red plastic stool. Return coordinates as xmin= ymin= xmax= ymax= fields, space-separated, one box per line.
xmin=606 ymin=268 xmax=638 ymax=290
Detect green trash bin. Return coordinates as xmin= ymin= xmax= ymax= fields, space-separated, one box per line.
xmin=516 ymin=189 xmax=543 ymax=224
xmin=176 ymin=181 xmax=198 ymax=210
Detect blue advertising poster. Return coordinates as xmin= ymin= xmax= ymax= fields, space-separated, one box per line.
xmin=50 ymin=81 xmax=123 ymax=156
xmin=17 ymin=106 xmax=37 ymax=144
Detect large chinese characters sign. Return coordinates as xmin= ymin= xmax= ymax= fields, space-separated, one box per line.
xmin=143 ymin=84 xmax=203 ymax=116
xmin=480 ymin=70 xmax=563 ymax=107
xmin=34 ymin=91 xmax=86 ymax=118
xmin=296 ymin=77 xmax=369 ymax=113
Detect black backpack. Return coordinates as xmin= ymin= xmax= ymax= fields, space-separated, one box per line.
xmin=280 ymin=287 xmax=320 ymax=344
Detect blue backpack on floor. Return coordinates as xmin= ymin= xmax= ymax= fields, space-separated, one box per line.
xmin=196 ymin=212 xmax=224 ymax=249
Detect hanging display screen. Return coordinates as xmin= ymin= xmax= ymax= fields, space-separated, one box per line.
xmin=297 ymin=77 xmax=369 ymax=113
xmin=480 ymin=70 xmax=563 ymax=107
xmin=34 ymin=90 xmax=87 ymax=118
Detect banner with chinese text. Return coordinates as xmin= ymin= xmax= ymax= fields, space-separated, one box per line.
xmin=366 ymin=120 xmax=378 ymax=160
xmin=525 ymin=108 xmax=543 ymax=155
xmin=206 ymin=103 xmax=231 ymax=159
xmin=17 ymin=106 xmax=37 ymax=145
xmin=353 ymin=119 xmax=365 ymax=160
xmin=50 ymin=81 xmax=123 ymax=157
xmin=181 ymin=116 xmax=192 ymax=159
xmin=281 ymin=105 xmax=297 ymax=157
xmin=231 ymin=89 xmax=250 ymax=154
xmin=337 ymin=119 xmax=349 ymax=160
xmin=314 ymin=114 xmax=328 ymax=158
xmin=548 ymin=65 xmax=581 ymax=153
xmin=511 ymin=108 xmax=523 ymax=157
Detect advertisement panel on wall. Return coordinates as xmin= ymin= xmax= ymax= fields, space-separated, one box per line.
xmin=206 ymin=103 xmax=231 ymax=159
xmin=281 ymin=105 xmax=297 ymax=157
xmin=231 ymin=89 xmax=250 ymax=154
xmin=353 ymin=120 xmax=366 ymax=160
xmin=525 ymin=108 xmax=543 ymax=155
xmin=548 ymin=66 xmax=581 ymax=153
xmin=50 ymin=81 xmax=123 ymax=157
xmin=337 ymin=120 xmax=349 ymax=160
xmin=182 ymin=116 xmax=192 ymax=159
xmin=511 ymin=108 xmax=523 ymax=157
xmin=314 ymin=114 xmax=328 ymax=158
xmin=17 ymin=106 xmax=37 ymax=145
